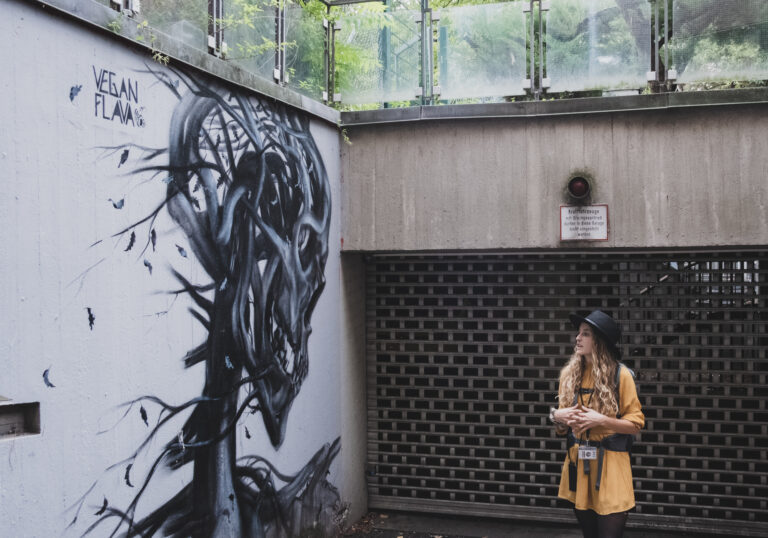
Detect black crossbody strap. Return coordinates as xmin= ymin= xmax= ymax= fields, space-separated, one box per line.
xmin=615 ymin=363 xmax=623 ymax=418
xmin=595 ymin=446 xmax=606 ymax=490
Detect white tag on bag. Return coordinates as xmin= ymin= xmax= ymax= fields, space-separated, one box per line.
xmin=578 ymin=446 xmax=597 ymax=460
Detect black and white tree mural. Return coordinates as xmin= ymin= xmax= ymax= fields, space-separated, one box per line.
xmin=73 ymin=67 xmax=340 ymax=537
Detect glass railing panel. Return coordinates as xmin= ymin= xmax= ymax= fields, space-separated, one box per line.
xmin=546 ymin=0 xmax=651 ymax=93
xmin=436 ymin=2 xmax=527 ymax=100
xmin=223 ymin=0 xmax=278 ymax=81
xmin=285 ymin=0 xmax=326 ymax=100
xmin=670 ymin=0 xmax=768 ymax=85
xmin=141 ymin=0 xmax=209 ymax=52
xmin=336 ymin=8 xmax=421 ymax=105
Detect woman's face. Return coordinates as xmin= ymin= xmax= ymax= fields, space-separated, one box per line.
xmin=575 ymin=323 xmax=595 ymax=358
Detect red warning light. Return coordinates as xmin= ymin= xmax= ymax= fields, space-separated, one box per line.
xmin=567 ymin=176 xmax=590 ymax=200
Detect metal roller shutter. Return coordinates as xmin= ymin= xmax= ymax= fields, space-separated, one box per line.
xmin=365 ymin=250 xmax=768 ymax=536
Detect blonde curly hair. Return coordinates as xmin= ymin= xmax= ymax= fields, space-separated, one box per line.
xmin=558 ymin=336 xmax=619 ymax=416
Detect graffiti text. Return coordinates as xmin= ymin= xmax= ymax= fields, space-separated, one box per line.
xmin=92 ymin=66 xmax=142 ymax=127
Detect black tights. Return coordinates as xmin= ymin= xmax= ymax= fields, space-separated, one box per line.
xmin=573 ymin=508 xmax=628 ymax=538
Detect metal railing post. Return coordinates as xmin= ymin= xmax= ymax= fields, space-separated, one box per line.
xmin=274 ymin=0 xmax=287 ymax=84
xmin=323 ymin=9 xmax=340 ymax=104
xmin=323 ymin=13 xmax=331 ymax=104
xmin=539 ymin=1 xmax=550 ymax=97
xmin=665 ymin=0 xmax=677 ymax=85
xmin=413 ymin=0 xmax=439 ymax=105
xmin=381 ymin=6 xmax=390 ymax=105
xmin=647 ymin=0 xmax=658 ymax=84
xmin=529 ymin=0 xmax=535 ymax=96
xmin=416 ymin=0 xmax=433 ymax=105
xmin=208 ymin=0 xmax=224 ymax=57
xmin=523 ymin=0 xmax=534 ymax=97
xmin=323 ymin=7 xmax=331 ymax=103
xmin=524 ymin=0 xmax=548 ymax=99
xmin=332 ymin=20 xmax=340 ymax=101
xmin=430 ymin=10 xmax=439 ymax=103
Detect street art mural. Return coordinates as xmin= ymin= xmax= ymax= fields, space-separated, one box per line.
xmin=68 ymin=65 xmax=340 ymax=537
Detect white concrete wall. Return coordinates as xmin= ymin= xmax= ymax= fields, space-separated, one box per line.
xmin=339 ymin=253 xmax=369 ymax=523
xmin=0 ymin=1 xmax=350 ymax=535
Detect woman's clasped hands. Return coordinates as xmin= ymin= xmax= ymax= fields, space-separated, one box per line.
xmin=556 ymin=403 xmax=606 ymax=437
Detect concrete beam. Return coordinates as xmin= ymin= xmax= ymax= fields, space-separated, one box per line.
xmin=341 ymin=103 xmax=768 ymax=252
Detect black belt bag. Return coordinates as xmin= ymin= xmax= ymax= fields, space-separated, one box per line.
xmin=565 ymin=431 xmax=633 ymax=491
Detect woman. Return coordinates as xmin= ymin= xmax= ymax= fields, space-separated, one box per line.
xmin=551 ymin=310 xmax=644 ymax=538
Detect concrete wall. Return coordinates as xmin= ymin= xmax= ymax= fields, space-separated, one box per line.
xmin=0 ymin=1 xmax=362 ymax=535
xmin=341 ymin=106 xmax=768 ymax=251
xmin=339 ymin=253 xmax=368 ymax=519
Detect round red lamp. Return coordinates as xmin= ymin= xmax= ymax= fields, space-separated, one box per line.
xmin=567 ymin=176 xmax=591 ymax=200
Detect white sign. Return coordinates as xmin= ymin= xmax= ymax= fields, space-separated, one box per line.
xmin=560 ymin=205 xmax=609 ymax=241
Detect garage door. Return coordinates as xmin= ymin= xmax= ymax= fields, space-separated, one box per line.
xmin=366 ymin=250 xmax=767 ymax=535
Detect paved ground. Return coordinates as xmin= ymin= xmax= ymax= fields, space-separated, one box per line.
xmin=340 ymin=511 xmax=577 ymax=538
xmin=340 ymin=511 xmax=710 ymax=538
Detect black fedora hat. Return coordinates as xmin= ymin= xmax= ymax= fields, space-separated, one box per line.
xmin=569 ymin=310 xmax=622 ymax=359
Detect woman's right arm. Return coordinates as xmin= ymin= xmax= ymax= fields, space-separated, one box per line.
xmin=553 ymin=405 xmax=580 ymax=424
xmin=551 ymin=405 xmax=579 ymax=435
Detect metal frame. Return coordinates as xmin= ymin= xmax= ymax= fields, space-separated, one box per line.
xmin=366 ymin=250 xmax=768 ymax=536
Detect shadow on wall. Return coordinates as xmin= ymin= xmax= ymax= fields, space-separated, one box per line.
xmin=68 ymin=65 xmax=342 ymax=538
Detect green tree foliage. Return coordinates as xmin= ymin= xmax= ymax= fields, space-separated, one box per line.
xmin=141 ymin=0 xmax=210 ymax=28
xmin=436 ymin=2 xmax=527 ymax=98
xmin=135 ymin=0 xmax=768 ymax=105
xmin=141 ymin=0 xmax=210 ymax=50
xmin=334 ymin=3 xmax=421 ymax=106
xmin=220 ymin=0 xmax=280 ymax=73
xmin=547 ymin=0 xmax=649 ymax=92
xmin=667 ymin=0 xmax=768 ymax=84
xmin=284 ymin=0 xmax=328 ymax=99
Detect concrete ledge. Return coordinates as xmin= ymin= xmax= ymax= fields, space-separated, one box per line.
xmin=29 ymin=0 xmax=340 ymax=126
xmin=368 ymin=499 xmax=766 ymax=537
xmin=365 ymin=510 xmax=735 ymax=538
xmin=341 ymin=106 xmax=422 ymax=125
xmin=341 ymin=88 xmax=768 ymax=125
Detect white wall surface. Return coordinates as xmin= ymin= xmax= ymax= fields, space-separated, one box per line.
xmin=0 ymin=1 xmax=346 ymax=535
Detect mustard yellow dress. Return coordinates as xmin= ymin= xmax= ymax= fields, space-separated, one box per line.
xmin=557 ymin=365 xmax=644 ymax=514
